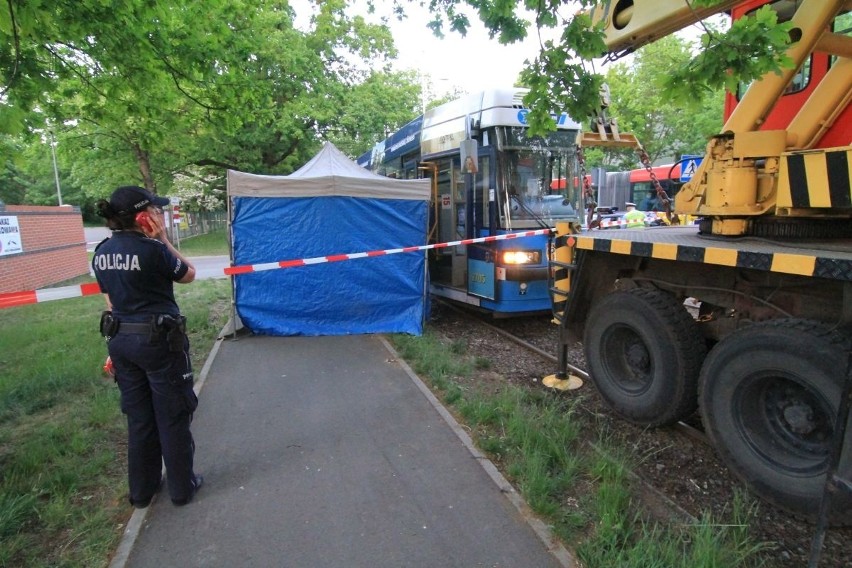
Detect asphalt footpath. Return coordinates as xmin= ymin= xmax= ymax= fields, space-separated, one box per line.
xmin=110 ymin=332 xmax=577 ymax=568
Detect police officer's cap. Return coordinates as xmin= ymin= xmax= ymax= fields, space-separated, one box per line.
xmin=625 ymin=202 xmax=637 ymax=207
xmin=110 ymin=185 xmax=170 ymax=214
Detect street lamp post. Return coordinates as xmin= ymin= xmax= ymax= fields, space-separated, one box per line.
xmin=50 ymin=132 xmax=63 ymax=206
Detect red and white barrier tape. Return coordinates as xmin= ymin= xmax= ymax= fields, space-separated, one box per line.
xmin=0 ymin=282 xmax=103 ymax=310
xmin=224 ymin=228 xmax=554 ymax=275
xmin=597 ymin=219 xmax=629 ymax=228
xmin=0 ymin=229 xmax=555 ymax=309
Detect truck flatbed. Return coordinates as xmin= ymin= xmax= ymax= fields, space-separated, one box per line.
xmin=573 ymin=226 xmax=852 ymax=282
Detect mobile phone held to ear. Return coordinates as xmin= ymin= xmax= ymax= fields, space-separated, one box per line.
xmin=135 ymin=211 xmax=153 ymax=232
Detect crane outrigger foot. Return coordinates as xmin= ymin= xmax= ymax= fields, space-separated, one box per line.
xmin=542 ymin=373 xmax=584 ymax=391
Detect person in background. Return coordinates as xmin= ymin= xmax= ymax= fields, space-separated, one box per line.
xmin=92 ymin=185 xmax=203 ymax=508
xmin=623 ymin=202 xmax=647 ymax=228
xmin=639 ymin=190 xmax=660 ymax=211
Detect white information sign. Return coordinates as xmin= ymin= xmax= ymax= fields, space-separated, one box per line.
xmin=0 ymin=216 xmax=23 ymax=256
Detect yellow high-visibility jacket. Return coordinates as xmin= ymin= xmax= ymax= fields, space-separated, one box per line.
xmin=624 ymin=209 xmax=646 ymax=228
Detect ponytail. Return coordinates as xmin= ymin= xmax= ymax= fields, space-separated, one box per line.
xmin=96 ymin=199 xmax=135 ymax=231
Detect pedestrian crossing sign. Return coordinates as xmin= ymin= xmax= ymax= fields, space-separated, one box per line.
xmin=680 ymin=154 xmax=702 ymax=182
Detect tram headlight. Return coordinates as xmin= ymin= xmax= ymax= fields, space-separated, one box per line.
xmin=502 ymin=250 xmax=541 ymax=265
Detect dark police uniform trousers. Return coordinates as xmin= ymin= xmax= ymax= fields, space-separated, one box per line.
xmin=110 ymin=330 xmax=198 ymax=505
xmin=93 ymin=231 xmax=198 ymax=505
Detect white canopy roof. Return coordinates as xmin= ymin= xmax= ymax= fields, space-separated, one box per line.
xmin=227 ymin=142 xmax=430 ymax=200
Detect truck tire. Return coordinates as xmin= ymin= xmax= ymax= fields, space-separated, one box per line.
xmin=584 ymin=288 xmax=706 ymax=426
xmin=699 ymin=319 xmax=852 ymax=524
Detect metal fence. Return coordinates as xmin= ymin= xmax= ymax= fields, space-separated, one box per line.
xmin=168 ymin=210 xmax=227 ymax=243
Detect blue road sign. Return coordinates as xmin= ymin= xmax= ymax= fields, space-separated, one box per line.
xmin=680 ymin=154 xmax=703 ymax=182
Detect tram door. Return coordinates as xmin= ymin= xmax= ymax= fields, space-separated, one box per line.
xmin=431 ymin=155 xmax=492 ymax=292
xmin=466 ymin=154 xmax=494 ymax=299
xmin=429 ymin=158 xmax=463 ymax=287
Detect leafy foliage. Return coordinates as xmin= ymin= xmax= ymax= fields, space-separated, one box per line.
xmin=1 ymin=0 xmax=419 ymax=209
xmin=664 ymin=5 xmax=793 ymax=97
xmin=324 ymin=70 xmax=422 ymax=158
xmin=592 ymin=35 xmax=725 ymax=170
xmin=2 ymin=0 xmax=798 ymax=209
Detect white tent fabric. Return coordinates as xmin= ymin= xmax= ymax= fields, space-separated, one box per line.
xmin=227 ymin=142 xmax=429 ymax=199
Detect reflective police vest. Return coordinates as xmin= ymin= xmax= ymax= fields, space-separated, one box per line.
xmin=624 ymin=209 xmax=646 ymax=228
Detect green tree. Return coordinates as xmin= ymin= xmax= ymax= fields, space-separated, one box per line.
xmin=0 ymin=134 xmax=28 ymax=205
xmin=592 ymin=35 xmax=725 ymax=170
xmin=172 ymin=167 xmax=225 ymax=212
xmin=0 ymin=131 xmax=92 ymax=215
xmin=186 ymin=1 xmax=397 ymax=175
xmin=2 ymin=1 xmax=262 ymax=196
xmin=1 ymin=2 xmax=201 ymax=134
xmin=325 ymin=70 xmax=423 ymax=159
xmin=2 ymin=0 xmax=405 ymax=208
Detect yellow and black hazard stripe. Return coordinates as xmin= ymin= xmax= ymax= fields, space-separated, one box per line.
xmin=778 ymin=147 xmax=852 ymax=209
xmin=549 ymin=232 xmax=577 ymax=322
xmin=573 ymin=235 xmax=852 ymax=282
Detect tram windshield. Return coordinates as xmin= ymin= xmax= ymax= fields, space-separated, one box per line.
xmin=496 ymin=127 xmax=581 ymax=229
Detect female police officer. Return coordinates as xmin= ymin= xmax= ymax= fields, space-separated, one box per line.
xmin=92 ymin=185 xmax=202 ymax=508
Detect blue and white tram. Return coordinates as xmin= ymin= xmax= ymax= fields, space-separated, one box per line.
xmin=360 ymin=88 xmax=582 ymax=316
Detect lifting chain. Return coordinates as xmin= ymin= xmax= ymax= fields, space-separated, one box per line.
xmin=576 ymin=122 xmax=682 ymax=228
xmin=576 ymin=145 xmax=600 ymax=229
xmin=637 ymin=146 xmax=679 ymax=225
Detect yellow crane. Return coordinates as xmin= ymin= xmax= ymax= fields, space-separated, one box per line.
xmin=547 ymin=0 xmax=852 ymax=525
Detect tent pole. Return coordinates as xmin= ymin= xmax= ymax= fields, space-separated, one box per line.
xmin=226 ymin=172 xmax=238 ymax=341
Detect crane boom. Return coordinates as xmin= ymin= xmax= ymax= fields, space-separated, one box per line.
xmin=588 ymin=0 xmax=741 ymax=56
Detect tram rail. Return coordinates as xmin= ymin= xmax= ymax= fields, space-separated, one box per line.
xmin=439 ymin=299 xmax=711 ymax=448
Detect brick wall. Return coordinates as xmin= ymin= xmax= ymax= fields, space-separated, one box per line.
xmin=0 ymin=205 xmax=90 ymax=293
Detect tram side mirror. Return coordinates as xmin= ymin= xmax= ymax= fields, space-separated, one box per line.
xmin=460 ymin=139 xmax=479 ymax=174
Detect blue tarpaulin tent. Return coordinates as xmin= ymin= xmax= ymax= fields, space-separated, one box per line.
xmin=227 ymin=142 xmax=431 ymax=336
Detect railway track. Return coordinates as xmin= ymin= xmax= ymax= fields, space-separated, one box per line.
xmin=473 ymin=311 xmax=713 ymax=448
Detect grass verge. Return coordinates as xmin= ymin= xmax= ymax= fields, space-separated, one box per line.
xmin=390 ymin=331 xmax=768 ymax=568
xmin=0 ymin=278 xmax=231 ymax=567
xmin=174 ymin=228 xmax=228 ymax=257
